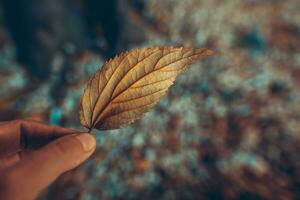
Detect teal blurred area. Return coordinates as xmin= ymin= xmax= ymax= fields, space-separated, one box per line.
xmin=0 ymin=0 xmax=300 ymax=199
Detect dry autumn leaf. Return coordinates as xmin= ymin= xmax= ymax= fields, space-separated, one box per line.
xmin=80 ymin=47 xmax=213 ymax=131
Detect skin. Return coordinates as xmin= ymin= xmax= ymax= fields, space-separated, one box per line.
xmin=0 ymin=120 xmax=96 ymax=200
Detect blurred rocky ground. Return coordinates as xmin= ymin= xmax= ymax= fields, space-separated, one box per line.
xmin=0 ymin=0 xmax=300 ymax=199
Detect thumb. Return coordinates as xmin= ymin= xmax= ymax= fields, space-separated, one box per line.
xmin=0 ymin=133 xmax=96 ymax=200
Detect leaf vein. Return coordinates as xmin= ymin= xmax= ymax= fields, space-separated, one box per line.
xmin=90 ymin=53 xmax=129 ymax=126
xmin=113 ymin=87 xmax=167 ymax=104
xmin=103 ymin=101 xmax=156 ymax=121
xmin=111 ymin=49 xmax=161 ymax=98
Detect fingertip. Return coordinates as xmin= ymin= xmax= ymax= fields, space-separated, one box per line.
xmin=75 ymin=133 xmax=96 ymax=152
xmin=0 ymin=133 xmax=97 ymax=200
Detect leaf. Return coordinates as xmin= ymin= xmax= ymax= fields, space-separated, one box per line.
xmin=79 ymin=47 xmax=213 ymax=131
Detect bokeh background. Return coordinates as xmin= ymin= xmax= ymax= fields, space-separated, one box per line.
xmin=0 ymin=0 xmax=300 ymax=199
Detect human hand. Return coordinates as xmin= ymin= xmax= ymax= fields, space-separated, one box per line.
xmin=0 ymin=120 xmax=96 ymax=200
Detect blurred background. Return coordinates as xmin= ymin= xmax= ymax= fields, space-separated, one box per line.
xmin=0 ymin=0 xmax=300 ymax=199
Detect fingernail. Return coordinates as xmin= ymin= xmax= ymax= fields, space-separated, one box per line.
xmin=76 ymin=133 xmax=96 ymax=152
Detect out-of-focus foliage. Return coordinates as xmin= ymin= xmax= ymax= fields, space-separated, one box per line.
xmin=0 ymin=0 xmax=299 ymax=199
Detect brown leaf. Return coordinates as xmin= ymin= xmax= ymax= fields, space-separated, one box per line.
xmin=79 ymin=47 xmax=213 ymax=131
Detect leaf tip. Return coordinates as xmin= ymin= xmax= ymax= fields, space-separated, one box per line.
xmin=195 ymin=48 xmax=214 ymax=57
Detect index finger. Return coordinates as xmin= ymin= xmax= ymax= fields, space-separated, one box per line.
xmin=0 ymin=120 xmax=77 ymax=157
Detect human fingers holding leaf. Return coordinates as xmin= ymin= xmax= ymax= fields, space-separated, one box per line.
xmin=0 ymin=120 xmax=96 ymax=200
xmin=0 ymin=46 xmax=213 ymax=200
